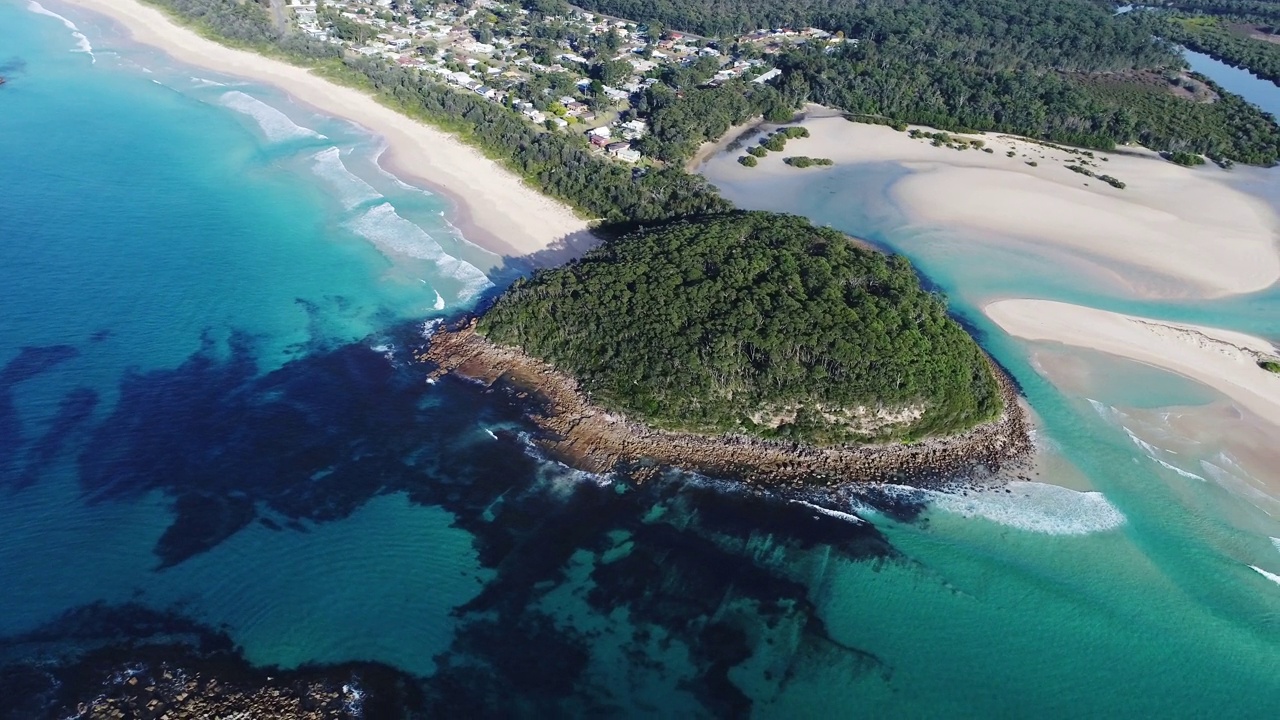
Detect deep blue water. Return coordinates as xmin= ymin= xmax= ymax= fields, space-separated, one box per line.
xmin=3 ymin=2 xmax=1280 ymax=718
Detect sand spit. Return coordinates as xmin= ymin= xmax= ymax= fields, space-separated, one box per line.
xmin=986 ymin=299 xmax=1280 ymax=426
xmin=705 ymin=110 xmax=1280 ymax=298
xmin=58 ymin=0 xmax=593 ymax=265
xmin=419 ymin=320 xmax=1032 ymax=489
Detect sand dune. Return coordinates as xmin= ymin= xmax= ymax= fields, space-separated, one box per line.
xmin=985 ymin=299 xmax=1280 ymax=426
xmin=58 ymin=0 xmax=592 ymax=265
xmin=709 ymin=112 xmax=1280 ymax=298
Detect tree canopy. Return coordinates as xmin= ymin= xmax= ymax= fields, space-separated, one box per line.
xmin=478 ymin=213 xmax=1003 ymax=443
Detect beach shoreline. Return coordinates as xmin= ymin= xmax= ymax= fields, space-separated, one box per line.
xmin=56 ymin=0 xmax=594 ymax=266
xmin=985 ymin=299 xmax=1280 ymax=426
xmin=419 ymin=319 xmax=1033 ymax=490
xmin=699 ymin=108 xmax=1280 ymax=299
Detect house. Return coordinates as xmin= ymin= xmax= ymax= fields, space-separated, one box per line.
xmin=614 ymin=148 xmax=641 ymax=162
xmin=752 ymin=68 xmax=782 ymax=84
xmin=587 ymin=126 xmax=612 ymax=140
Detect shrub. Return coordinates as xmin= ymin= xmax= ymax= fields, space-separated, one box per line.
xmin=1164 ymin=151 xmax=1206 ymax=166
xmin=784 ymin=156 xmax=834 ymax=168
xmin=738 ymin=155 xmax=758 ymax=167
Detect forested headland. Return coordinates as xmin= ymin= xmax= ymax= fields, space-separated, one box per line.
xmin=477 ymin=213 xmax=1004 ymax=444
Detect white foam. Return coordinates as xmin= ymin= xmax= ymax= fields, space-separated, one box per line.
xmin=347 ymin=203 xmax=493 ymax=300
xmin=1249 ymin=565 xmax=1280 ymax=586
xmin=1151 ymin=456 xmax=1205 ymax=482
xmin=420 ymin=318 xmax=443 ymax=339
xmin=28 ymin=1 xmax=94 ymax=62
xmin=190 ymin=76 xmax=226 ymax=87
xmin=433 ymin=290 xmax=446 ymax=311
xmin=1200 ymin=457 xmax=1279 ymax=516
xmin=1123 ymin=427 xmax=1163 ymax=457
xmin=1271 ymin=537 xmax=1280 ymax=555
xmin=373 ymin=143 xmax=435 ymax=196
xmin=311 ymin=148 xmax=381 ymax=209
xmin=927 ymin=481 xmax=1127 ymax=535
xmin=790 ymin=500 xmax=866 ymax=525
xmin=484 ymin=428 xmax=498 ymax=440
xmin=218 ymin=91 xmax=325 ymax=143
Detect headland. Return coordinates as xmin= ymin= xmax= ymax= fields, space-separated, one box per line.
xmin=58 ymin=0 xmax=594 ymax=265
xmin=420 ymin=319 xmax=1031 ymax=489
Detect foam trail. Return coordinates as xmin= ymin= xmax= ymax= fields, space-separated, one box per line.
xmin=373 ymin=144 xmax=435 ymax=196
xmin=1249 ymin=565 xmax=1280 ymax=586
xmin=926 ymin=481 xmax=1127 ymax=535
xmin=790 ymin=500 xmax=866 ymax=525
xmin=1123 ymin=427 xmax=1163 ymax=457
xmin=1151 ymin=456 xmax=1205 ymax=482
xmin=27 ymin=2 xmax=95 ymax=62
xmin=347 ymin=203 xmax=493 ymax=300
xmin=311 ymin=148 xmax=381 ymax=209
xmin=1200 ymin=457 xmax=1280 ymax=516
xmin=434 ymin=290 xmax=446 ymax=311
xmin=219 ymin=91 xmax=326 ymax=143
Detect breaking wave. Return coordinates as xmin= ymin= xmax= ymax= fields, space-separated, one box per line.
xmin=1151 ymin=456 xmax=1205 ymax=482
xmin=926 ymin=481 xmax=1127 ymax=535
xmin=790 ymin=500 xmax=866 ymax=525
xmin=27 ymin=1 xmax=94 ymax=62
xmin=434 ymin=290 xmax=446 ymax=311
xmin=1249 ymin=565 xmax=1280 ymax=586
xmin=218 ymin=91 xmax=326 ymax=143
xmin=346 ymin=203 xmax=493 ymax=300
xmin=311 ymin=148 xmax=381 ymax=209
xmin=190 ymin=76 xmax=226 ymax=88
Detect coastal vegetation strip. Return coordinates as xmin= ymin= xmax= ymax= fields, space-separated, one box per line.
xmin=476 ymin=213 xmax=1004 ymax=444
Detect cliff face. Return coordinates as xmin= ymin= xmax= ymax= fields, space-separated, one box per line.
xmin=419 ymin=320 xmax=1032 ymax=490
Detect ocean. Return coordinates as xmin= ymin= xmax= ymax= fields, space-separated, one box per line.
xmin=2 ymin=3 xmax=1278 ymax=717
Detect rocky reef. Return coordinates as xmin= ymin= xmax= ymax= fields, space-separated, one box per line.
xmin=418 ymin=320 xmax=1032 ymax=490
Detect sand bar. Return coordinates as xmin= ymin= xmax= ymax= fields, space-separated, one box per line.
xmin=705 ymin=110 xmax=1280 ymax=298
xmin=56 ymin=0 xmax=592 ymax=265
xmin=986 ymin=299 xmax=1280 ymax=426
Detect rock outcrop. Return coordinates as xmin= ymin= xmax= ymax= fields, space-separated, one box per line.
xmin=418 ymin=320 xmax=1033 ymax=489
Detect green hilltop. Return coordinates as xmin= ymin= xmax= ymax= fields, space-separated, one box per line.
xmin=478 ymin=212 xmax=1003 ymax=444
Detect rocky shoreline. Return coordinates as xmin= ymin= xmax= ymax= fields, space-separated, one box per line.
xmin=418 ymin=320 xmax=1033 ymax=490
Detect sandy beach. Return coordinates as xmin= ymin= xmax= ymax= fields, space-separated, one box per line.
xmin=985 ymin=299 xmax=1280 ymax=426
xmin=58 ymin=0 xmax=592 ymax=265
xmin=704 ymin=109 xmax=1280 ymax=298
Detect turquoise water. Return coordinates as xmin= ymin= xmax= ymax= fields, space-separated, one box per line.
xmin=3 ymin=2 xmax=1280 ymax=716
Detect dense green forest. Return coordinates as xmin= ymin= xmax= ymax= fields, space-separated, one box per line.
xmin=1134 ymin=8 xmax=1280 ymax=88
xmin=478 ymin=213 xmax=1003 ymax=443
xmin=577 ymin=0 xmax=1176 ymax=71
xmin=576 ymin=0 xmax=1280 ymax=163
xmin=780 ymin=42 xmax=1280 ymax=162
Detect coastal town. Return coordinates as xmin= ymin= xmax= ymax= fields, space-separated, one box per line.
xmin=285 ymin=0 xmax=844 ymax=164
